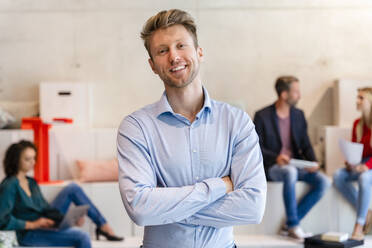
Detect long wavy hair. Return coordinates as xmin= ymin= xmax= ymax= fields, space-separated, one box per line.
xmin=356 ymin=87 xmax=372 ymax=146
xmin=3 ymin=140 xmax=37 ymax=178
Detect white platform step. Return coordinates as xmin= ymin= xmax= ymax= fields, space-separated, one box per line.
xmin=90 ymin=235 xmax=372 ymax=248
xmin=11 ymin=235 xmax=372 ymax=248
xmin=92 ymin=237 xmax=141 ymax=248
xmin=235 ymin=235 xmax=302 ymax=247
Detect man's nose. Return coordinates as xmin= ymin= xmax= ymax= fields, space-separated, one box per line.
xmin=169 ymin=48 xmax=180 ymax=64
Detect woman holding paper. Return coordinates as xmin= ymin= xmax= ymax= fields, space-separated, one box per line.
xmin=0 ymin=140 xmax=123 ymax=247
xmin=333 ymin=87 xmax=372 ymax=240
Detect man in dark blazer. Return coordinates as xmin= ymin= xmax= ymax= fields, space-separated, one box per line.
xmin=254 ymin=76 xmax=330 ymax=240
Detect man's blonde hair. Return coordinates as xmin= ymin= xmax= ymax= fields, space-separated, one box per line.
xmin=140 ymin=9 xmax=198 ymax=59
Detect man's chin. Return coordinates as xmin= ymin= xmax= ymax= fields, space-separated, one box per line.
xmin=164 ymin=79 xmax=192 ymax=89
xmin=288 ymin=101 xmax=298 ymax=107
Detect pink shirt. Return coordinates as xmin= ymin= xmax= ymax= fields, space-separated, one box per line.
xmin=278 ymin=115 xmax=292 ymax=158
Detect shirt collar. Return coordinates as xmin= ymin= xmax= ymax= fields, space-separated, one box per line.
xmin=155 ymin=86 xmax=212 ymax=117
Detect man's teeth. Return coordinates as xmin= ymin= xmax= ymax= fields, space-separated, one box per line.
xmin=171 ymin=65 xmax=186 ymax=72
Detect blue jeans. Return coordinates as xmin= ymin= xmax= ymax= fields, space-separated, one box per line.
xmin=19 ymin=182 xmax=107 ymax=248
xmin=269 ymin=165 xmax=330 ymax=228
xmin=333 ymin=168 xmax=372 ymax=225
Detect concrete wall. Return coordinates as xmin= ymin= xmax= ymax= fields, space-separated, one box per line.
xmin=1 ymin=0 xmax=372 ymax=129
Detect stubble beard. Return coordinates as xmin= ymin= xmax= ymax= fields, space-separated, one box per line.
xmin=162 ymin=63 xmax=200 ymax=89
xmin=286 ymin=98 xmax=298 ymax=107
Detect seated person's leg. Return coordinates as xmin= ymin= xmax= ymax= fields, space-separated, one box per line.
xmin=333 ymin=168 xmax=359 ymax=210
xmin=296 ymin=169 xmax=330 ymax=221
xmin=18 ymin=227 xmax=91 ymax=248
xmin=269 ymin=165 xmax=299 ymax=228
xmin=356 ymin=170 xmax=372 ymax=225
xmin=51 ymin=182 xmax=106 ymax=227
xmin=50 ymin=183 xmax=123 ymax=241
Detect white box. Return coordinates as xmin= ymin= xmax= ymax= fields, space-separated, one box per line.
xmin=39 ymin=82 xmax=92 ymax=127
xmin=318 ymin=125 xmax=351 ymax=176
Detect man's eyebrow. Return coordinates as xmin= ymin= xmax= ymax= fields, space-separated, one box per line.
xmin=152 ymin=44 xmax=167 ymax=52
xmin=156 ymin=39 xmax=185 ymax=46
xmin=153 ymin=38 xmax=189 ymax=50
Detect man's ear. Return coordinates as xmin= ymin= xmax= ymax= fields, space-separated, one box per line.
xmin=197 ymin=46 xmax=204 ymax=62
xmin=280 ymin=91 xmax=288 ymax=100
xmin=148 ymin=58 xmax=158 ymax=75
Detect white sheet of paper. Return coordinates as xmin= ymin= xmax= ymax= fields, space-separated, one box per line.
xmin=289 ymin=159 xmax=318 ymax=169
xmin=338 ymin=139 xmax=363 ymax=165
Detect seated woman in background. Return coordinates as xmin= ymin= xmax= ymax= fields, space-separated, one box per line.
xmin=0 ymin=140 xmax=123 ymax=248
xmin=333 ymin=87 xmax=372 ymax=240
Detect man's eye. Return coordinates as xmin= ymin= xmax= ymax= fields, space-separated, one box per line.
xmin=159 ymin=49 xmax=167 ymax=54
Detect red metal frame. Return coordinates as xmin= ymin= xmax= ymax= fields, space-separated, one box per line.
xmin=21 ymin=117 xmax=51 ymax=183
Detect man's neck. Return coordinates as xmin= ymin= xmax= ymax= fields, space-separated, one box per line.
xmin=165 ymin=80 xmax=204 ymax=123
xmin=275 ymin=99 xmax=290 ymax=119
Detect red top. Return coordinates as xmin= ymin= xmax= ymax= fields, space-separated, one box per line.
xmin=352 ymin=118 xmax=372 ymax=169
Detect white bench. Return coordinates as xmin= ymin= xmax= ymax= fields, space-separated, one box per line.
xmin=2 ymin=180 xmax=372 ymax=247
xmin=38 ymin=180 xmax=368 ymax=237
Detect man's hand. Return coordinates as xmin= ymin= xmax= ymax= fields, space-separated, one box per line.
xmin=75 ymin=216 xmax=85 ymax=227
xmin=276 ymin=154 xmax=290 ymax=166
xmin=222 ymin=176 xmax=233 ymax=193
xmin=26 ymin=217 xmax=55 ymax=230
xmin=345 ymin=161 xmax=353 ymax=171
xmin=354 ymin=164 xmax=369 ymax=173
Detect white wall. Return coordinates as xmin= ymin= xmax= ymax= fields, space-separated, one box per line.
xmin=0 ymin=0 xmax=372 ymax=128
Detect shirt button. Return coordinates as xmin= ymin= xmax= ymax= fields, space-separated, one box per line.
xmin=193 ymin=149 xmax=197 ymax=153
xmin=196 ymin=177 xmax=199 ymax=180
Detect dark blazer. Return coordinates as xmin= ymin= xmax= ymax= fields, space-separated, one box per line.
xmin=253 ymin=103 xmax=316 ymax=180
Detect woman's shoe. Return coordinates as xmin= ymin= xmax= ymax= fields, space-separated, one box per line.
xmin=95 ymin=228 xmax=124 ymax=241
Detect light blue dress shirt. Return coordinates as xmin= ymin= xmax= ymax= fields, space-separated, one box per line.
xmin=117 ymin=87 xmax=267 ymax=248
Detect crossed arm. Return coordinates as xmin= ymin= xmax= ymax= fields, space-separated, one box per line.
xmin=117 ymin=116 xmax=266 ymax=227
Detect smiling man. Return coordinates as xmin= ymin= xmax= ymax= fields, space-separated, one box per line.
xmin=117 ymin=9 xmax=267 ymax=248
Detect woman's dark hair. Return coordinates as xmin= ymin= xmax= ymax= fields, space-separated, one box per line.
xmin=3 ymin=140 xmax=37 ymax=177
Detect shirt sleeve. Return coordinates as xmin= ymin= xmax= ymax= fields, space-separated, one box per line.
xmin=0 ymin=180 xmax=26 ymax=230
xmin=350 ymin=119 xmax=372 ymax=168
xmin=183 ymin=115 xmax=267 ymax=228
xmin=117 ymin=116 xmax=227 ymax=226
xmin=365 ymin=159 xmax=372 ymax=169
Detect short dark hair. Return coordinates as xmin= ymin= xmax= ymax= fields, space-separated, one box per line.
xmin=3 ymin=140 xmax=37 ymax=178
xmin=275 ymin=76 xmax=299 ymax=97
